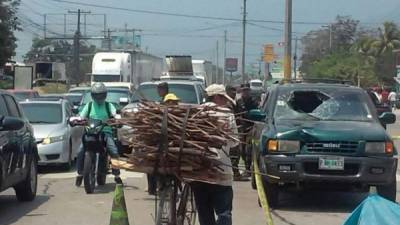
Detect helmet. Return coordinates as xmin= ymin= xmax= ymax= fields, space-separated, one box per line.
xmin=164 ymin=93 xmax=180 ymax=102
xmin=91 ymin=82 xmax=107 ymax=104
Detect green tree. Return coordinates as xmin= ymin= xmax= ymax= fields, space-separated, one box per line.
xmin=0 ymin=0 xmax=20 ymax=69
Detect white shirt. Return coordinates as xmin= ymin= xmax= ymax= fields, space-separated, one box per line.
xmin=389 ymin=92 xmax=397 ymax=101
xmin=202 ymin=102 xmax=239 ymax=186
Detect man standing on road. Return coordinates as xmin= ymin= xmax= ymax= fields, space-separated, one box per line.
xmin=146 ymin=82 xmax=172 ymax=195
xmin=191 ymin=84 xmax=239 ymax=225
xmin=226 ymin=85 xmax=247 ymax=181
xmin=238 ymin=83 xmax=258 ymax=177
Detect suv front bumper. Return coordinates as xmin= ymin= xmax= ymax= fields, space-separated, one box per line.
xmin=261 ymin=154 xmax=397 ymax=186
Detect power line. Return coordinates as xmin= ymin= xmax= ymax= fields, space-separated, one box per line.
xmin=51 ymin=0 xmax=331 ymax=25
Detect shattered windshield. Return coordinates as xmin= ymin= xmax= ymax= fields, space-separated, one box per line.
xmin=274 ymin=88 xmax=373 ymax=121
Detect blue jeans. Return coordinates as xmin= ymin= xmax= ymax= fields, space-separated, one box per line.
xmin=76 ymin=133 xmax=120 ymax=176
xmin=191 ymin=182 xmax=233 ymax=225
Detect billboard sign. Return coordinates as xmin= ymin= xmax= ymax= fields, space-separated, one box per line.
xmin=225 ymin=58 xmax=238 ymax=72
xmin=263 ymin=44 xmax=275 ymax=63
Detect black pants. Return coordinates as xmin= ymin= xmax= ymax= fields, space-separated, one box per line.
xmin=191 ymin=182 xmax=233 ymax=225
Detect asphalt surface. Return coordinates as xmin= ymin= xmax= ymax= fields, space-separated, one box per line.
xmin=1 ymin=113 xmax=400 ymax=225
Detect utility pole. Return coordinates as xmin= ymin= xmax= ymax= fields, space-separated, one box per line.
xmin=68 ymin=9 xmax=91 ymax=85
xmin=293 ymin=37 xmax=298 ymax=79
xmin=43 ymin=14 xmax=47 ymax=38
xmin=107 ymin=29 xmax=112 ymax=51
xmin=223 ymin=30 xmax=227 ymax=85
xmin=241 ymin=0 xmax=247 ymax=83
xmin=63 ymin=14 xmax=67 ymax=37
xmin=124 ymin=23 xmax=128 ymax=51
xmin=322 ymin=24 xmax=332 ymax=52
xmin=283 ymin=0 xmax=292 ymax=81
xmin=216 ymin=40 xmax=219 ymax=84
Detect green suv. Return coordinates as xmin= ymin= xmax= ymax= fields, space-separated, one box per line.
xmin=249 ymin=82 xmax=398 ymax=207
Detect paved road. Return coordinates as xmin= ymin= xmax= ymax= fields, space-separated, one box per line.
xmin=1 ymin=116 xmax=400 ymax=225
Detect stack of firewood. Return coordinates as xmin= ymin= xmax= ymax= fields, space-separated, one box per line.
xmin=109 ymin=102 xmax=237 ymax=183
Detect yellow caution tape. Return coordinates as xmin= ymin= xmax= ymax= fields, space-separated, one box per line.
xmin=253 ymin=155 xmax=274 ymax=225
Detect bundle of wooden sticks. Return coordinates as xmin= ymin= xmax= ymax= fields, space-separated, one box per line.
xmin=109 ymin=102 xmax=237 ymax=183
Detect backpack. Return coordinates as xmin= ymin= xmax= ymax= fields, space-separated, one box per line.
xmin=87 ymin=101 xmax=112 ymax=119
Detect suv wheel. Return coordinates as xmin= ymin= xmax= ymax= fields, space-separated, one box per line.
xmin=14 ymin=157 xmax=38 ymax=202
xmin=377 ymin=176 xmax=397 ymax=202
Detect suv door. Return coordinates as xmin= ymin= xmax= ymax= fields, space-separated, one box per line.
xmin=0 ymin=95 xmax=11 ymax=190
xmin=3 ymin=94 xmax=26 ymax=186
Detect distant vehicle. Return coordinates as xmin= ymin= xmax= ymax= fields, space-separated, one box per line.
xmin=68 ymin=86 xmax=91 ymax=95
xmin=192 ymin=60 xmax=213 ymax=86
xmin=367 ymin=90 xmax=392 ymax=129
xmin=7 ymin=89 xmax=39 ymax=101
xmin=79 ymin=87 xmax=132 ymax=112
xmin=40 ymin=93 xmax=65 ymax=99
xmin=20 ymin=98 xmax=83 ymax=169
xmin=91 ymin=52 xmax=163 ymax=87
xmin=64 ymin=93 xmax=83 ymax=111
xmin=0 ymin=90 xmax=38 ymax=201
xmin=250 ymin=82 xmax=398 ymax=207
xmin=250 ymin=79 xmax=263 ymax=90
xmin=103 ymin=82 xmax=135 ymax=92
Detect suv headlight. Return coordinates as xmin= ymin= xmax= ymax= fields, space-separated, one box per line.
xmin=42 ymin=135 xmax=64 ymax=145
xmin=365 ymin=142 xmax=393 ymax=154
xmin=267 ymin=140 xmax=300 ymax=153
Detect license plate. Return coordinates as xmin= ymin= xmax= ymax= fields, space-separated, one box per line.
xmin=318 ymin=156 xmax=344 ymax=170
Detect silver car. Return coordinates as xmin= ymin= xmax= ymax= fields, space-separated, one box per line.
xmin=20 ymin=98 xmax=83 ymax=169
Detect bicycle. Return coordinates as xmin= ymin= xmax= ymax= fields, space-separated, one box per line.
xmin=153 ymin=107 xmax=197 ymax=225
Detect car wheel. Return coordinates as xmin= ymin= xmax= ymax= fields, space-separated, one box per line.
xmin=377 ymin=176 xmax=397 ymax=202
xmin=14 ymin=157 xmax=38 ymax=202
xmin=62 ymin=140 xmax=73 ymax=171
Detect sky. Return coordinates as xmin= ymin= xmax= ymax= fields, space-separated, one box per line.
xmin=14 ymin=0 xmax=400 ymax=71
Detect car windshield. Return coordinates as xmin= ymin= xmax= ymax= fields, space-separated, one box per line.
xmin=81 ymin=89 xmax=129 ymax=105
xmin=251 ymin=82 xmax=263 ymax=87
xmin=137 ymin=83 xmax=198 ymax=104
xmin=69 ymin=89 xmax=88 ymax=95
xmin=65 ymin=95 xmax=82 ymax=105
xmin=21 ymin=103 xmax=63 ymax=124
xmin=274 ymin=88 xmax=373 ymax=122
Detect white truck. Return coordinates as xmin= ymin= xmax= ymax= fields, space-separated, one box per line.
xmin=192 ymin=60 xmax=213 ymax=86
xmin=91 ymin=52 xmax=163 ymax=87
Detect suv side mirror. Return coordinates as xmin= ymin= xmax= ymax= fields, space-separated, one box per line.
xmin=379 ymin=112 xmax=396 ymax=125
xmin=247 ymin=109 xmax=266 ymax=122
xmin=0 ymin=116 xmax=25 ymax=131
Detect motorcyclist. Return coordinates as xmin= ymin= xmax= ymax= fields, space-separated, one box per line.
xmin=75 ymin=82 xmax=122 ymax=187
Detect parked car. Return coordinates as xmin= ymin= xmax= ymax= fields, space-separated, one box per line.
xmin=7 ymin=89 xmax=39 ymax=101
xmin=249 ymin=82 xmax=398 ymax=207
xmin=68 ymin=86 xmax=91 ymax=95
xmin=20 ymin=98 xmax=83 ymax=169
xmin=64 ymin=93 xmax=83 ymax=112
xmin=79 ymin=87 xmax=132 ymax=112
xmin=0 ymin=90 xmax=38 ymax=201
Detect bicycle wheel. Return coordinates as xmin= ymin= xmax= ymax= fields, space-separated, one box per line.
xmin=155 ymin=178 xmax=177 ymax=225
xmin=177 ymin=184 xmax=197 ymax=225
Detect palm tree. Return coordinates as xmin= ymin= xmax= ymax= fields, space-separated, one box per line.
xmin=372 ymin=22 xmax=400 ymax=54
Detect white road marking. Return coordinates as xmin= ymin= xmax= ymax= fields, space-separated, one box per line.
xmin=40 ymin=170 xmax=144 ymax=179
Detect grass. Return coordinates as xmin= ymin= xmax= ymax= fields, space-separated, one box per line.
xmin=0 ymin=80 xmax=13 ymax=89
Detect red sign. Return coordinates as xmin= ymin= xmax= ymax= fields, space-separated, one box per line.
xmin=225 ymin=58 xmax=238 ymax=72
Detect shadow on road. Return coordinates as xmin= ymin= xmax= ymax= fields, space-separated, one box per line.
xmin=275 ymin=191 xmax=367 ymax=213
xmin=38 ymin=163 xmax=77 ymax=174
xmin=0 ymin=194 xmax=50 ymax=225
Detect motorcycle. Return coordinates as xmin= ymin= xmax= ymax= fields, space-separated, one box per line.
xmin=70 ymin=118 xmax=110 ymax=194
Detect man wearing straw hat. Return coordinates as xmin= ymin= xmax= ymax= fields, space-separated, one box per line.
xmin=191 ymin=84 xmax=239 ymax=225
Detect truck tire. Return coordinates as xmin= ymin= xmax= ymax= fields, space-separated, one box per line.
xmin=377 ymin=176 xmax=397 ymax=202
xmin=14 ymin=157 xmax=37 ymax=202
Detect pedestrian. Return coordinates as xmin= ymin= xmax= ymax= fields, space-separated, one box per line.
xmin=146 ymin=82 xmax=173 ymax=195
xmin=75 ymin=82 xmax=122 ymax=187
xmin=191 ymin=84 xmax=239 ymax=225
xmin=237 ymin=83 xmax=258 ymax=177
xmin=163 ymin=93 xmax=180 ymax=106
xmin=388 ymin=89 xmax=397 ymax=110
xmin=225 ymin=85 xmax=246 ymax=180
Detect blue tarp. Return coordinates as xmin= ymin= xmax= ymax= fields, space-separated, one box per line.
xmin=343 ymin=194 xmax=400 ymax=225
